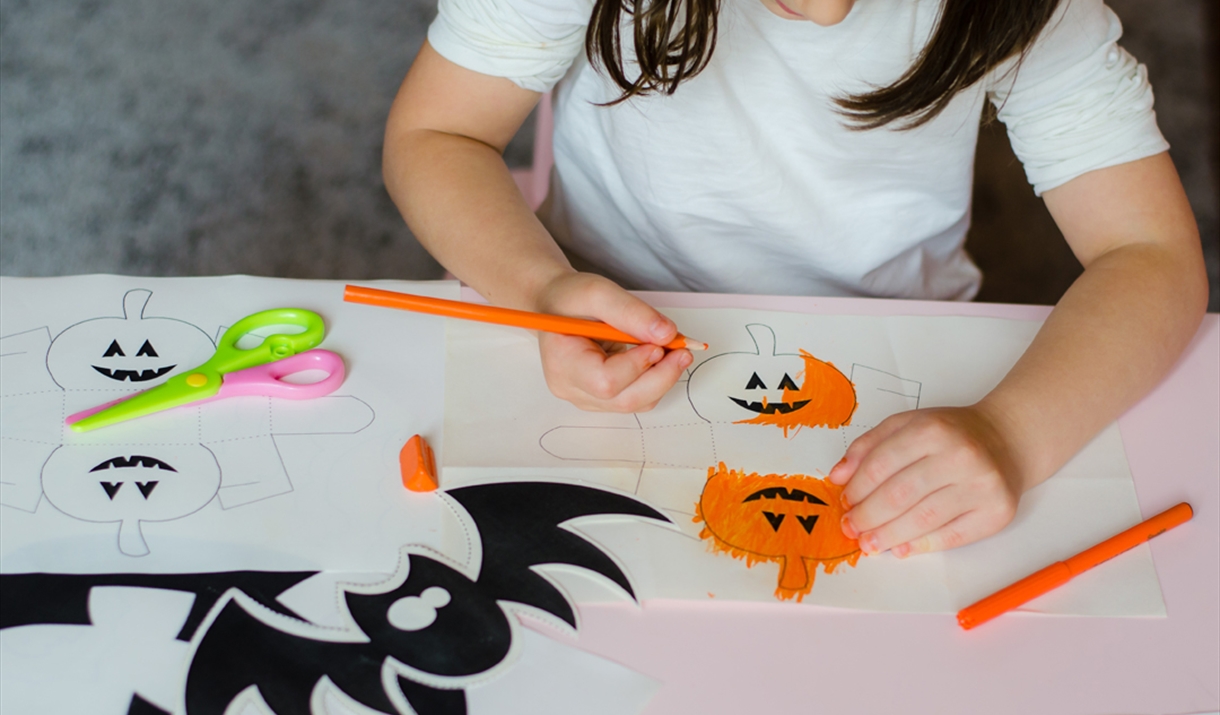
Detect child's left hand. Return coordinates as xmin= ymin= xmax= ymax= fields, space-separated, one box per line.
xmin=827 ymin=405 xmax=1024 ymax=558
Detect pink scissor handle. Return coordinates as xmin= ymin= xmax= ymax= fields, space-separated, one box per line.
xmin=216 ymin=349 xmax=346 ymax=399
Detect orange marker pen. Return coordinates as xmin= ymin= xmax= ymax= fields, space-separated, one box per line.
xmin=343 ymin=285 xmax=708 ymax=351
xmin=957 ymin=502 xmax=1193 ymax=630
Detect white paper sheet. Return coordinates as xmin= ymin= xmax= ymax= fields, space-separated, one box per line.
xmin=1 ymin=275 xmax=662 ymax=715
xmin=1 ymin=275 xmax=458 ymax=573
xmin=443 ymin=307 xmax=1165 ymax=616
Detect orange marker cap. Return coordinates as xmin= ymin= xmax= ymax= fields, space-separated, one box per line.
xmin=400 ymin=434 xmax=438 ymax=492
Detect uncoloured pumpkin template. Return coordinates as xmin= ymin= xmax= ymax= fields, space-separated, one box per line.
xmin=0 ymin=289 xmax=374 ymax=557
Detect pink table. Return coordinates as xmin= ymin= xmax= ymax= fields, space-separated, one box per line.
xmin=564 ymin=293 xmax=1220 ymax=715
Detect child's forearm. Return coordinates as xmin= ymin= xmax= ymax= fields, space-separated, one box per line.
xmin=381 ymin=42 xmax=573 ymax=312
xmin=384 ymin=127 xmax=572 ymax=310
xmin=982 ymin=153 xmax=1209 ymax=493
xmin=829 ymin=154 xmax=1207 ymax=558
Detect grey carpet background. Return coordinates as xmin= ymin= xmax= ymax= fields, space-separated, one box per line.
xmin=2 ymin=0 xmax=1217 ymax=311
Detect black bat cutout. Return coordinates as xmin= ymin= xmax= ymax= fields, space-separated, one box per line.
xmin=0 ymin=572 xmax=315 ymax=639
xmin=0 ymin=481 xmax=671 ymax=715
xmin=127 ymin=693 xmax=171 ymax=715
xmin=184 ymin=481 xmax=669 ymax=715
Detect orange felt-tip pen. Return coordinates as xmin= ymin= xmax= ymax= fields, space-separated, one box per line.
xmin=957 ymin=502 xmax=1193 ymax=630
xmin=343 ymin=285 xmax=708 ymax=351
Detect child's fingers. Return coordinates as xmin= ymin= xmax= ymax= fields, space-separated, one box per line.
xmin=539 ymin=333 xmax=689 ymax=412
xmin=891 ymin=503 xmax=1015 ymax=558
xmin=840 ymin=456 xmax=944 ymax=539
xmin=599 ymin=348 xmax=692 ymax=412
xmin=592 ymin=290 xmax=678 ymax=346
xmin=828 ymin=411 xmax=916 ymax=485
xmin=838 ymin=414 xmax=939 ymax=508
xmin=540 ymin=273 xmax=677 ymax=346
xmin=540 ymin=335 xmax=658 ymax=405
xmin=851 ymin=485 xmax=959 ymax=555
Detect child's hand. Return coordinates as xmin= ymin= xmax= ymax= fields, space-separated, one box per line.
xmin=534 ymin=272 xmax=693 ymax=412
xmin=827 ymin=405 xmax=1024 ymax=558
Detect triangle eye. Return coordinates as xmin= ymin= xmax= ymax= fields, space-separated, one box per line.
xmin=136 ymin=340 xmax=158 ymax=357
xmin=101 ymin=482 xmax=123 ymax=499
xmin=136 ymin=481 xmax=159 ymax=498
xmin=777 ymin=373 xmax=799 ymax=391
xmin=746 ymin=372 xmax=766 ymax=390
xmin=103 ymin=340 xmax=125 ymax=358
xmin=762 ymin=511 xmax=785 ymax=531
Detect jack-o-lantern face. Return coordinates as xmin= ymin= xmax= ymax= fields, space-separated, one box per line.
xmin=47 ymin=289 xmax=215 ymax=390
xmin=42 ymin=444 xmax=221 ymax=556
xmin=687 ymin=324 xmax=856 ymax=436
xmin=695 ymin=463 xmax=861 ymax=601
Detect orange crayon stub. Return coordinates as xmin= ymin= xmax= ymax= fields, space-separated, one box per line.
xmin=695 ymin=464 xmax=862 ymax=601
xmin=400 ymin=434 xmax=438 ymax=492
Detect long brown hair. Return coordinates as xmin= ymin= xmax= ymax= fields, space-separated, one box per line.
xmin=585 ymin=0 xmax=1062 ymax=129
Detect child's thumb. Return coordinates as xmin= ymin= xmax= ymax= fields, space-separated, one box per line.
xmin=591 ymin=284 xmax=676 ymax=346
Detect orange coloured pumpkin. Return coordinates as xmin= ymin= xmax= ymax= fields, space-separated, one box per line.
xmin=735 ymin=349 xmax=856 ymax=436
xmin=695 ymin=463 xmax=861 ymax=601
xmin=687 ymin=324 xmax=856 ymax=437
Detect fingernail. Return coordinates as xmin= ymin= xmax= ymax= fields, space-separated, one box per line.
xmin=648 ymin=347 xmax=664 ymax=364
xmin=840 ymin=514 xmax=858 ymax=540
xmin=650 ymin=319 xmax=673 ymax=342
xmin=678 ymin=351 xmax=693 ymax=368
xmin=859 ymin=532 xmax=878 ymax=555
xmin=840 ymin=492 xmax=852 ymax=510
xmin=892 ymin=543 xmax=910 ymax=559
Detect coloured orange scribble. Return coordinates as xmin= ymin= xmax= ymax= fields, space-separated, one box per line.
xmin=695 ymin=463 xmax=862 ymax=602
xmin=735 ymin=351 xmax=856 ymax=436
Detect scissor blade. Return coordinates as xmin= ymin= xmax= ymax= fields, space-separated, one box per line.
xmin=69 ymin=369 xmax=222 ymax=432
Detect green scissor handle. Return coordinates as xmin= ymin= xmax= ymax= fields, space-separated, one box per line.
xmin=205 ymin=308 xmax=327 ymax=375
xmin=70 ymin=308 xmax=326 ymax=432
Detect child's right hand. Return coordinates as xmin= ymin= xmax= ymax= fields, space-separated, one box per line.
xmin=533 ymin=272 xmax=693 ymax=412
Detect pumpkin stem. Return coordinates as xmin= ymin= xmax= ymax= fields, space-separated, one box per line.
xmin=777 ymin=552 xmax=810 ymax=592
xmin=121 ymin=289 xmax=154 ymax=321
xmin=744 ymin=324 xmax=778 ymax=356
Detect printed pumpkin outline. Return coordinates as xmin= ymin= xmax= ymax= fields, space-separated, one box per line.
xmin=46 ymin=289 xmax=217 ymax=391
xmin=41 ymin=444 xmax=222 ymax=556
xmin=1 ymin=288 xmax=376 ymax=557
xmin=694 ymin=463 xmax=862 ymax=601
xmin=686 ymin=324 xmax=857 ymax=437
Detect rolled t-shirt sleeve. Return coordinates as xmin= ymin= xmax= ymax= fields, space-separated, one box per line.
xmin=988 ymin=0 xmax=1169 ymax=196
xmin=428 ymin=0 xmax=592 ymax=92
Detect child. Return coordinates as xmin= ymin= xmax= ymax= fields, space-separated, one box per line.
xmin=382 ymin=0 xmax=1207 ymax=560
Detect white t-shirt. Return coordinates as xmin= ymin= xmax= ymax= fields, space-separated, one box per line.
xmin=428 ymin=0 xmax=1168 ymax=299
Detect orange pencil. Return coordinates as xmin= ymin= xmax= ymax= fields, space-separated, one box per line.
xmin=343 ymin=285 xmax=708 ymax=351
xmin=957 ymin=502 xmax=1193 ymax=630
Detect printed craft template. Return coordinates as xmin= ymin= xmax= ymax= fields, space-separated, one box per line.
xmin=443 ymin=307 xmax=1169 ymax=616
xmin=1 ymin=276 xmax=464 ymax=576
xmin=1 ymin=276 xmax=664 ymax=715
xmin=2 ymin=288 xmax=374 ymax=558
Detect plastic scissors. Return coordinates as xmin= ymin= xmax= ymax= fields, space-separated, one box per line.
xmin=67 ymin=308 xmax=345 ymax=432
